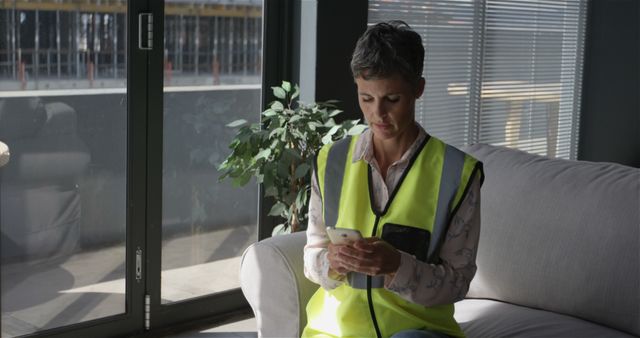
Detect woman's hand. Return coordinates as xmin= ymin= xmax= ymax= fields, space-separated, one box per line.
xmin=327 ymin=238 xmax=401 ymax=276
xmin=327 ymin=242 xmax=351 ymax=275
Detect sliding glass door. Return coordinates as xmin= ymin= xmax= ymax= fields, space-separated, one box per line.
xmin=0 ymin=0 xmax=141 ymax=336
xmin=160 ymin=1 xmax=262 ymax=304
xmin=144 ymin=0 xmax=264 ymax=332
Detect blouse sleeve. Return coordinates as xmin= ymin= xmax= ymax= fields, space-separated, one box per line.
xmin=384 ymin=173 xmax=482 ymax=306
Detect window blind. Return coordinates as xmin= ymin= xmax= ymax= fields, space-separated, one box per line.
xmin=368 ymin=0 xmax=587 ymax=159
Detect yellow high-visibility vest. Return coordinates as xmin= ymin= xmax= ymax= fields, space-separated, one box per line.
xmin=303 ymin=134 xmax=483 ymax=338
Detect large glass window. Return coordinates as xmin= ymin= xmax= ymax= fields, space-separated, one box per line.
xmin=1 ymin=0 xmax=265 ymax=335
xmin=368 ymin=0 xmax=587 ymax=159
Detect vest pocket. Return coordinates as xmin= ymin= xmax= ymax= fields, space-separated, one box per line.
xmin=381 ymin=223 xmax=430 ymax=262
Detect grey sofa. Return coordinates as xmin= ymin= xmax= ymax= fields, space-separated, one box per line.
xmin=240 ymin=143 xmax=639 ymax=337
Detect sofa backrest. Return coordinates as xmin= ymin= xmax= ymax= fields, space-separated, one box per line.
xmin=463 ymin=144 xmax=639 ymax=336
xmin=0 ymin=98 xmax=46 ymax=140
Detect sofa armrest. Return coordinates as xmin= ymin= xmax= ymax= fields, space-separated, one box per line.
xmin=240 ymin=231 xmax=318 ymax=338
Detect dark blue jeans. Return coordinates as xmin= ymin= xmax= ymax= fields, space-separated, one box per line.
xmin=390 ymin=329 xmax=451 ymax=338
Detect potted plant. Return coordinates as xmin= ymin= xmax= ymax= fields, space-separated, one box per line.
xmin=218 ymin=81 xmax=366 ymax=235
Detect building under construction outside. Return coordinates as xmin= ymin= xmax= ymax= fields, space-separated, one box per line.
xmin=0 ymin=0 xmax=263 ymax=90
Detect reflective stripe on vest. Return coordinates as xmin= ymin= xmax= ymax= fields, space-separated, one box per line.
xmin=428 ymin=144 xmax=466 ymax=261
xmin=323 ymin=136 xmax=352 ymax=228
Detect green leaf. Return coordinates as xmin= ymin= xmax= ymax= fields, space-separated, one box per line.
xmin=217 ymin=171 xmax=229 ymax=181
xmin=263 ymin=109 xmax=277 ymax=117
xmin=295 ymin=187 xmax=309 ymax=211
xmin=294 ymin=163 xmax=310 ymax=179
xmin=271 ymin=101 xmax=284 ymax=111
xmin=249 ymin=123 xmax=261 ymax=132
xmin=268 ymin=202 xmax=287 ymax=216
xmin=329 ymin=109 xmax=343 ymax=117
xmin=324 ymin=118 xmax=336 ymax=127
xmin=291 ymin=84 xmax=300 ymax=100
xmin=307 ymin=121 xmax=322 ymax=131
xmin=269 ymin=127 xmax=284 ymax=139
xmin=263 ymin=164 xmax=275 ymax=180
xmin=347 ymin=124 xmax=368 ymax=135
xmin=264 ymin=185 xmax=278 ymax=197
xmin=289 ymin=115 xmax=303 ymax=123
xmin=283 ymin=148 xmax=303 ymax=161
xmin=254 ymin=148 xmax=271 ymax=160
xmin=277 ymin=158 xmax=291 ymax=178
xmin=233 ymin=173 xmax=252 ymax=187
xmin=321 ymin=133 xmax=333 ymax=145
xmin=282 ymin=81 xmax=291 ymax=92
xmin=272 ymin=223 xmax=291 ymax=236
xmin=272 ymin=86 xmax=287 ymax=99
xmin=326 ymin=125 xmax=340 ymax=137
xmin=290 ymin=128 xmax=305 ymax=140
xmin=226 ymin=119 xmax=247 ymax=127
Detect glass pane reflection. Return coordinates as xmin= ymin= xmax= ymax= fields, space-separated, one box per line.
xmin=0 ymin=1 xmax=128 ymax=336
xmin=161 ymin=0 xmax=262 ymax=303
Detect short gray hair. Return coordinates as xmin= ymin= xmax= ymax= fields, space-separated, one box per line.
xmin=350 ymin=21 xmax=425 ymax=88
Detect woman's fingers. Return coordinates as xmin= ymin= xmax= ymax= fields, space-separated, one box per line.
xmin=328 ymin=243 xmax=353 ymax=273
xmin=337 ymin=240 xmax=401 ymax=276
xmin=327 ymin=238 xmax=400 ymax=276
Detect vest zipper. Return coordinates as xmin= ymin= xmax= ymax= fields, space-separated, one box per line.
xmin=368 ymin=216 xmax=383 ymax=338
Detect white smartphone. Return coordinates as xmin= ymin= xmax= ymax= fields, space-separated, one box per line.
xmin=326 ymin=227 xmax=363 ymax=245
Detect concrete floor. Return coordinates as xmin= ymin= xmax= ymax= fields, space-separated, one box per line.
xmin=1 ymin=224 xmax=257 ymax=337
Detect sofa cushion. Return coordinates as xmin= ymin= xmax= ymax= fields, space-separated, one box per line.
xmin=455 ymin=299 xmax=635 ymax=338
xmin=2 ymin=136 xmax=90 ymax=182
xmin=463 ymin=144 xmax=640 ymax=336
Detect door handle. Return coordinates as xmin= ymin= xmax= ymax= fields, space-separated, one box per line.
xmin=138 ymin=13 xmax=153 ymax=50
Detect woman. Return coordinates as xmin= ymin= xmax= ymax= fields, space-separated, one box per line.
xmin=302 ymin=21 xmax=484 ymax=338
